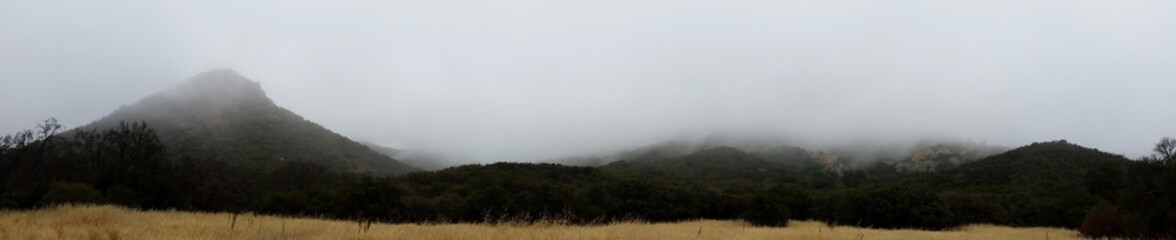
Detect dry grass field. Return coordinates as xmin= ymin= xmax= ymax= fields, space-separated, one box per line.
xmin=0 ymin=205 xmax=1084 ymax=240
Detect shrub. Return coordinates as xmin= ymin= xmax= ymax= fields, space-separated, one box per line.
xmin=41 ymin=182 xmax=102 ymax=205
xmin=1079 ymin=201 xmax=1123 ymax=238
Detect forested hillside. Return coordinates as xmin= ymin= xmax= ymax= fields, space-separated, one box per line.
xmin=2 ymin=115 xmax=1172 ymax=238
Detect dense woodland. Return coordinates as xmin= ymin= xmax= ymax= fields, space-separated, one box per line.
xmin=1 ymin=118 xmax=1173 ymax=238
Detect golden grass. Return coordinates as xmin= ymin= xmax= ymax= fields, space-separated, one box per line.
xmin=0 ymin=205 xmax=1084 ymax=240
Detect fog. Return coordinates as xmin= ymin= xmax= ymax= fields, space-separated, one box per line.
xmin=2 ymin=0 xmax=1174 ymax=162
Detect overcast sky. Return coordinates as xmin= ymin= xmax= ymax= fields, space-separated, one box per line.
xmin=2 ymin=0 xmax=1174 ymax=162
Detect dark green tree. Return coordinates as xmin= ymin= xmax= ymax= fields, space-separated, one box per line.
xmin=0 ymin=118 xmax=63 ymax=207
xmin=1084 ymin=160 xmax=1124 ymax=202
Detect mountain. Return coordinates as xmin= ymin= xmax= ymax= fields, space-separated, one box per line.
xmin=72 ymin=69 xmax=420 ymax=175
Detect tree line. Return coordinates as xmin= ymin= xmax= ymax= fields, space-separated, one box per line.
xmin=1 ymin=118 xmax=1172 ymax=238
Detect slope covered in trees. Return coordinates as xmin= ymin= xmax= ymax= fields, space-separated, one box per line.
xmin=918 ymin=141 xmax=1130 ymax=228
xmin=2 ymin=117 xmax=1173 ymax=238
xmin=559 ymin=139 xmax=1004 ymax=174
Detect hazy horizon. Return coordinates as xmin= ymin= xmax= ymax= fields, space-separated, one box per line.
xmin=3 ymin=0 xmax=1174 ymax=162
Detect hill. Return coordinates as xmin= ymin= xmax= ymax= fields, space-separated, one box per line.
xmin=942 ymin=140 xmax=1129 ymax=189
xmin=918 ymin=140 xmax=1132 ymax=227
xmin=72 ymin=69 xmax=419 ymax=175
xmin=594 ymin=139 xmax=1004 ymax=188
xmin=569 ymin=138 xmax=1003 ymax=173
xmin=602 ymin=146 xmax=811 ymax=185
xmin=588 ymin=139 xmax=1141 ymax=229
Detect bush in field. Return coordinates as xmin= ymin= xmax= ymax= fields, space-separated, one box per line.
xmin=829 ymin=187 xmax=953 ymax=230
xmin=742 ymin=185 xmax=812 ymax=227
xmin=41 ymin=182 xmax=102 ymax=205
xmin=1079 ymin=201 xmax=1123 ymax=238
xmin=742 ymin=191 xmax=791 ymax=227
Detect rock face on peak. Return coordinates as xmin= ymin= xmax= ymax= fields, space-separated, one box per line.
xmin=74 ymin=69 xmax=420 ymax=175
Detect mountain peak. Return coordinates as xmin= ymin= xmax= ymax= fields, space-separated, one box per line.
xmin=162 ymin=69 xmax=269 ymax=106
xmin=188 ymin=68 xmax=251 ymax=84
xmin=77 ymin=70 xmax=421 ymax=175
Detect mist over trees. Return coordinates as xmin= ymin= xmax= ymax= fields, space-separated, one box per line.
xmin=1 ymin=118 xmax=1173 ymax=238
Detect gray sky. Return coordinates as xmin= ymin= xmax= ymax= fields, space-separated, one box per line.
xmin=2 ymin=0 xmax=1174 ymax=162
